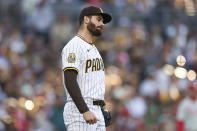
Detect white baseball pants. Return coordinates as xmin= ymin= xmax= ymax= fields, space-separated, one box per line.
xmin=63 ymin=99 xmax=105 ymax=131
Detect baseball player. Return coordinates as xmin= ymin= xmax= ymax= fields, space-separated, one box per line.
xmin=176 ymin=82 xmax=197 ymax=131
xmin=61 ymin=6 xmax=112 ymax=131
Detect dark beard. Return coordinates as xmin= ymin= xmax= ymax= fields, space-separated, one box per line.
xmin=87 ymin=21 xmax=102 ymax=37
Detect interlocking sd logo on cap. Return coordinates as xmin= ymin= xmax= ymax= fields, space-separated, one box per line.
xmin=99 ymin=8 xmax=103 ymax=13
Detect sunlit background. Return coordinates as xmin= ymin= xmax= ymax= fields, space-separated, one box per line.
xmin=0 ymin=0 xmax=197 ymax=131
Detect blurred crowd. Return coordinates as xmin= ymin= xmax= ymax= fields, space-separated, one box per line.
xmin=0 ymin=0 xmax=197 ymax=131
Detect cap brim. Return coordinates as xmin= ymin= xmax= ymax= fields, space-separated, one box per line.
xmin=99 ymin=13 xmax=112 ymax=24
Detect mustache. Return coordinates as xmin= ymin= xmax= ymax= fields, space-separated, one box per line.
xmin=97 ymin=26 xmax=103 ymax=29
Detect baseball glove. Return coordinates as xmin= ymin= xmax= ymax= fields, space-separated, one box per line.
xmin=101 ymin=108 xmax=112 ymax=127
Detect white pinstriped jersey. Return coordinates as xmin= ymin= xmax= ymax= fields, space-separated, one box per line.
xmin=61 ymin=36 xmax=105 ymax=101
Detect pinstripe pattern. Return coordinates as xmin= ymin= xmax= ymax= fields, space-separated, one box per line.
xmin=61 ymin=36 xmax=105 ymax=101
xmin=62 ymin=36 xmax=106 ymax=131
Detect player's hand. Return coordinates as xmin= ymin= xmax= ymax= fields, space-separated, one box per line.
xmin=83 ymin=111 xmax=98 ymax=124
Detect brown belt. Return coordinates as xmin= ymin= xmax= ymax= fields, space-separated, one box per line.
xmin=93 ymin=100 xmax=105 ymax=107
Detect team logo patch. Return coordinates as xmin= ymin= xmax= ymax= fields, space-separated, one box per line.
xmin=67 ymin=53 xmax=76 ymax=63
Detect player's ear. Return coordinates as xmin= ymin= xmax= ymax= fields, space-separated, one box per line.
xmin=84 ymin=16 xmax=90 ymax=24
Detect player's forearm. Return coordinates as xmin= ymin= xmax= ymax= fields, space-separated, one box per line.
xmin=64 ymin=70 xmax=89 ymax=113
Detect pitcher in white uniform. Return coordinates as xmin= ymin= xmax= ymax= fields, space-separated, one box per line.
xmin=61 ymin=6 xmax=112 ymax=131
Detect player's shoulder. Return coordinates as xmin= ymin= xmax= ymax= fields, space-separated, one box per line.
xmin=62 ymin=36 xmax=83 ymax=52
xmin=64 ymin=36 xmax=81 ymax=47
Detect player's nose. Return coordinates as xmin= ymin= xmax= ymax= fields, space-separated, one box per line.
xmin=101 ymin=22 xmax=104 ymax=27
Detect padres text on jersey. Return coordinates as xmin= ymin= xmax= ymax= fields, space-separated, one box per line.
xmin=85 ymin=58 xmax=104 ymax=73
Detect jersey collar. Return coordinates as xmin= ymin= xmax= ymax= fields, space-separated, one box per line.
xmin=76 ymin=35 xmax=95 ymax=47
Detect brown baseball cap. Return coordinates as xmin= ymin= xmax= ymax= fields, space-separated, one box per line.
xmin=79 ymin=6 xmax=112 ymax=24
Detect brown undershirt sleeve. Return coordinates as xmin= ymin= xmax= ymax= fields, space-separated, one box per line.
xmin=64 ymin=69 xmax=89 ymax=114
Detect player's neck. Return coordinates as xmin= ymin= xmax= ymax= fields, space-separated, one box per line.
xmin=77 ymin=29 xmax=93 ymax=44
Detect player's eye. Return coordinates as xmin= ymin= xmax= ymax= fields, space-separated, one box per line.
xmin=97 ymin=17 xmax=103 ymax=22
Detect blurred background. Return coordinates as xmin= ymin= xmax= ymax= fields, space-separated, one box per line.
xmin=0 ymin=0 xmax=197 ymax=131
